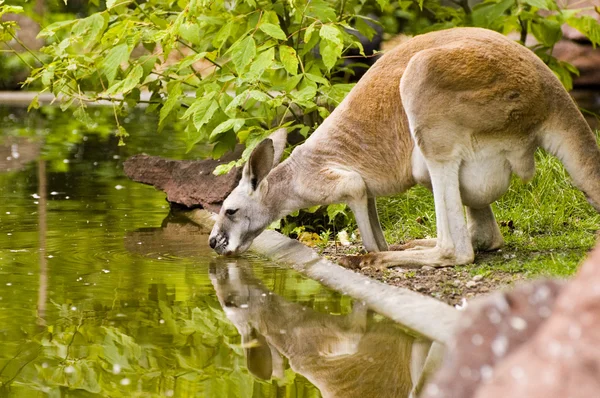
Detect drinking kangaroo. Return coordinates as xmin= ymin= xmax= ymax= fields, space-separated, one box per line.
xmin=209 ymin=27 xmax=600 ymax=268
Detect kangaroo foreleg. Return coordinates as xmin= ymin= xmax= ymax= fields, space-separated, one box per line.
xmin=367 ymin=197 xmax=389 ymax=251
xmin=339 ymin=160 xmax=475 ymax=269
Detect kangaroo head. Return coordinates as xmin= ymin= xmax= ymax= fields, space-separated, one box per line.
xmin=209 ymin=129 xmax=288 ymax=255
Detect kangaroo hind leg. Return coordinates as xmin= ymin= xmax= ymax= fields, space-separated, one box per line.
xmin=467 ymin=205 xmax=504 ymax=251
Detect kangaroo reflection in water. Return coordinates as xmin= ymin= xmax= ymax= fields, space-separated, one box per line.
xmin=209 ymin=259 xmax=433 ymax=398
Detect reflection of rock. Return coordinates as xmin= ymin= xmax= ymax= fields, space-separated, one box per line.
xmin=123 ymin=146 xmax=243 ymax=212
xmin=210 ymin=259 xmax=434 ymax=398
xmin=0 ymin=137 xmax=41 ymax=172
xmin=124 ymin=212 xmax=214 ymax=257
xmin=424 ymin=244 xmax=600 ymax=398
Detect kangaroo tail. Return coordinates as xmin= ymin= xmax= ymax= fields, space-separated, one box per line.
xmin=540 ymin=101 xmax=600 ymax=213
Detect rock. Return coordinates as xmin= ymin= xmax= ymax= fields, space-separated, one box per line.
xmin=473 ymin=245 xmax=600 ymax=398
xmin=465 ymin=280 xmax=478 ymax=289
xmin=421 ymin=279 xmax=564 ymax=398
xmin=422 ymin=265 xmax=435 ymax=271
xmin=553 ymin=40 xmax=600 ymax=87
xmin=473 ymin=275 xmax=484 ymax=282
xmin=123 ymin=146 xmax=243 ymax=212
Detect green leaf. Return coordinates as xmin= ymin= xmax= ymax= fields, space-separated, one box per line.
xmin=355 ymin=17 xmax=377 ymax=41
xmin=38 ymin=20 xmax=76 ymax=38
xmin=159 ymin=83 xmax=182 ymax=128
xmin=74 ymin=107 xmax=96 ymax=128
xmin=567 ymin=16 xmax=600 ymax=47
xmin=326 ymin=203 xmax=347 ymax=220
xmin=106 ymin=0 xmax=119 ymax=8
xmin=531 ymin=18 xmax=562 ymax=47
xmin=304 ymin=22 xmax=317 ymax=44
xmin=120 ymin=65 xmax=144 ymax=94
xmin=472 ymin=0 xmax=514 ymax=28
xmin=213 ymin=21 xmax=234 ymax=49
xmin=522 ymin=0 xmax=551 ymax=10
xmin=210 ymin=119 xmax=245 ymax=141
xmin=213 ymin=161 xmax=237 ymax=175
xmin=259 ymin=23 xmax=287 ymax=40
xmin=247 ymin=90 xmax=269 ymax=102
xmin=101 ymin=43 xmax=131 ymax=85
xmin=187 ymin=97 xmax=220 ymax=131
xmin=71 ymin=13 xmax=107 ymax=48
xmin=375 ymin=0 xmax=390 ymax=11
xmin=247 ymin=47 xmax=275 ymax=79
xmin=319 ymin=39 xmax=343 ymax=71
xmin=231 ymin=36 xmax=256 ymax=72
xmin=279 ymin=45 xmax=298 ymax=75
xmin=319 ymin=25 xmax=342 ymax=45
xmin=116 ymin=125 xmax=129 ymax=146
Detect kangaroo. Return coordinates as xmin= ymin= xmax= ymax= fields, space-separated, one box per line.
xmin=209 ymin=259 xmax=434 ymax=398
xmin=209 ymin=27 xmax=600 ymax=268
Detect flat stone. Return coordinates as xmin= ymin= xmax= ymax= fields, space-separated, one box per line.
xmin=472 ymin=275 xmax=484 ymax=282
xmin=465 ymin=280 xmax=478 ymax=289
xmin=123 ymin=146 xmax=243 ymax=212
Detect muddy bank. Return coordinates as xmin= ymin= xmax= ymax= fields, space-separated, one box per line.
xmin=318 ymin=243 xmax=523 ymax=306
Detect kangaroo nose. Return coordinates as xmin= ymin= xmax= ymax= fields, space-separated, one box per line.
xmin=209 ymin=237 xmax=217 ymax=249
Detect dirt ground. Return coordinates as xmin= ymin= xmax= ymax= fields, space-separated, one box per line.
xmin=320 ymin=243 xmax=525 ymax=307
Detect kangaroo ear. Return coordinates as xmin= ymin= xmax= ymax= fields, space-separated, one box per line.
xmin=269 ymin=128 xmax=288 ymax=167
xmin=243 ymin=328 xmax=273 ymax=380
xmin=244 ymin=138 xmax=274 ymax=190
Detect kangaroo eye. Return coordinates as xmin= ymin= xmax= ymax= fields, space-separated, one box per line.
xmin=225 ymin=208 xmax=238 ymax=216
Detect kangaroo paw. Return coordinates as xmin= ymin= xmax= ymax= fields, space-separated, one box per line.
xmin=337 ymin=253 xmax=385 ymax=270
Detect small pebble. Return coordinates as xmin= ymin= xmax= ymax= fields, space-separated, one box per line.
xmin=422 ymin=266 xmax=434 ymax=271
xmin=415 ymin=285 xmax=426 ymax=292
xmin=473 ymin=275 xmax=484 ymax=282
xmin=466 ymin=281 xmax=478 ymax=288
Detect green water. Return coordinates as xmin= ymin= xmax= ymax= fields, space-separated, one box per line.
xmin=0 ymin=107 xmax=419 ymax=397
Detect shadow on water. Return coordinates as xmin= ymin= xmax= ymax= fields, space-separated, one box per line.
xmin=0 ymin=106 xmax=434 ymax=397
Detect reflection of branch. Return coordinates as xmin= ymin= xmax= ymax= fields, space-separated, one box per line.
xmin=2 ymin=347 xmax=42 ymax=387
xmin=64 ymin=316 xmax=84 ymax=362
xmin=37 ymin=159 xmax=48 ymax=327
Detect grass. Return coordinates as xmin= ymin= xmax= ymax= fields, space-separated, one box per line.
xmin=376 ymin=133 xmax=600 ymax=281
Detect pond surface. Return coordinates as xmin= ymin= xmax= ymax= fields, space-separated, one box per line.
xmin=0 ymin=107 xmax=426 ymax=397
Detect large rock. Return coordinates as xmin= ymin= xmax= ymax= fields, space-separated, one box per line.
xmin=423 ymin=244 xmax=600 ymax=398
xmin=421 ymin=279 xmax=564 ymax=398
xmin=123 ymin=147 xmax=243 ymax=212
xmin=472 ymin=246 xmax=600 ymax=397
